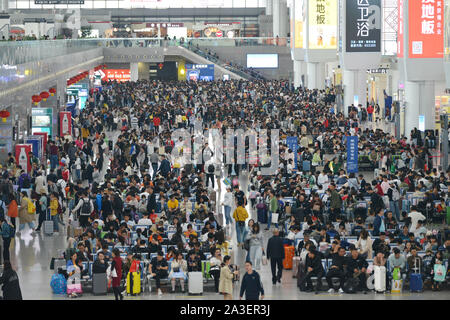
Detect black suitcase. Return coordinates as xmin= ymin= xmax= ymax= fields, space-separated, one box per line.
xmin=257 ymin=206 xmax=267 ymax=224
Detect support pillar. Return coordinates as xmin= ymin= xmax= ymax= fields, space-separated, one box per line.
xmin=266 ymin=0 xmax=273 ymax=16
xmin=272 ymin=0 xmax=280 ymax=38
xmin=293 ymin=60 xmax=303 ymax=89
xmin=404 ymin=81 xmax=435 ymax=138
xmin=130 ymin=62 xmax=138 ymax=82
xmin=343 ymin=69 xmax=367 ymax=117
xmin=279 ymin=0 xmax=288 ymax=38
xmin=306 ymin=62 xmax=325 ymax=90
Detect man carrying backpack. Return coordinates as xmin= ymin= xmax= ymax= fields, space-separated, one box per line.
xmin=0 ymin=217 xmax=15 ymax=262
xmin=71 ymin=192 xmax=94 ymax=229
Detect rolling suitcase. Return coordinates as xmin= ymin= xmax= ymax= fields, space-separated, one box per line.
xmin=283 ymin=245 xmax=295 ymax=270
xmin=126 ymin=272 xmax=141 ymax=295
xmin=93 ymin=273 xmax=108 ymax=295
xmin=256 ymin=204 xmax=268 ymax=224
xmin=54 ymin=258 xmax=67 ymax=273
xmin=188 ymin=271 xmax=203 ymax=295
xmin=410 ymin=258 xmax=423 ymax=292
xmin=374 ymin=266 xmax=386 ymax=293
xmin=44 ymin=209 xmax=54 ymax=236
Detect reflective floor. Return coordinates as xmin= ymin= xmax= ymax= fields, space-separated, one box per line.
xmin=6 ymin=121 xmax=450 ymax=300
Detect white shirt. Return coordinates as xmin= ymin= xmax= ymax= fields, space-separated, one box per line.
xmin=137 ymin=218 xmax=153 ymax=226
xmin=223 ymin=191 xmax=234 ymax=207
xmin=317 ymin=173 xmax=329 ymax=186
xmin=408 ymin=211 xmax=426 ymax=233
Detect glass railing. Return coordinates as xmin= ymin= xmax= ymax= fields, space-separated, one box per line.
xmin=0 ymin=37 xmax=289 ymax=66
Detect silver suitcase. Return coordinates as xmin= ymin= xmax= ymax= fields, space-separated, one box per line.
xmin=92 ymin=273 xmax=108 ymax=295
xmin=188 ymin=272 xmax=203 ymax=295
xmin=44 ymin=210 xmax=54 ymax=236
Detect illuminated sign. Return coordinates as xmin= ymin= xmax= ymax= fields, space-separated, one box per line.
xmin=102 ymin=69 xmax=131 ymax=82
xmin=408 ymin=0 xmax=444 ymax=58
xmin=308 ymin=0 xmax=338 ymax=49
xmin=294 ymin=0 xmax=305 ymax=48
xmin=397 ymin=0 xmax=404 ymax=57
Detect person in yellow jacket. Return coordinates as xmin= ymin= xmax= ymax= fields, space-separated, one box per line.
xmin=233 ymin=203 xmax=249 ymax=248
xmin=49 ymin=193 xmax=60 ymax=233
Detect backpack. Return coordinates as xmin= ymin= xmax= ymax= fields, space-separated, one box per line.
xmin=22 ymin=175 xmax=31 ymax=189
xmin=343 ymin=277 xmax=359 ymax=294
xmin=27 ymin=199 xmax=36 ymax=214
xmin=1 ymin=222 xmax=15 ymax=238
xmin=208 ymin=164 xmax=215 ymax=173
xmin=0 ymin=200 xmax=4 ymax=219
xmin=80 ymin=199 xmax=91 ymax=216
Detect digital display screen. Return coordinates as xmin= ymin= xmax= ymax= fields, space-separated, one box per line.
xmin=246 ymin=54 xmax=279 ymax=69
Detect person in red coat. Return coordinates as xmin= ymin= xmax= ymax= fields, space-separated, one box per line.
xmin=367 ymin=105 xmax=374 ymax=122
xmin=111 ymin=248 xmax=123 ymax=300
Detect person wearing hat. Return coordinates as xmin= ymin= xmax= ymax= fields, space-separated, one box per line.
xmin=35 ymin=188 xmax=48 ymax=232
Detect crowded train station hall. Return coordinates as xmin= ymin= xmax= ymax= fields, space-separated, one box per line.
xmin=0 ymin=0 xmax=449 ymax=306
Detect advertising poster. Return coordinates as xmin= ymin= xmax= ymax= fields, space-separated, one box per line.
xmin=294 ymin=0 xmax=306 ymax=48
xmin=308 ymin=0 xmax=338 ymax=49
xmin=59 ymin=111 xmax=72 ymax=137
xmin=346 ymin=0 xmax=381 ymax=52
xmin=408 ymin=0 xmax=444 ymax=58
xmin=397 ymin=0 xmax=404 ymax=57
xmin=346 ymin=136 xmax=359 ymax=173
xmin=97 ymin=69 xmax=131 ymax=82
xmin=286 ymin=136 xmax=298 ymax=170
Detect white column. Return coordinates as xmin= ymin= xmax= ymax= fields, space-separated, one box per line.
xmin=279 ymin=0 xmax=288 ymax=38
xmin=0 ymin=0 xmax=8 ymax=12
xmin=343 ymin=69 xmax=367 ymax=117
xmin=266 ymin=0 xmax=273 ymax=15
xmin=272 ymin=0 xmax=280 ymax=38
xmin=306 ymin=62 xmax=325 ymax=90
xmin=130 ymin=62 xmax=139 ymax=82
xmin=404 ymin=81 xmax=435 ymax=138
xmin=293 ymin=60 xmax=303 ymax=88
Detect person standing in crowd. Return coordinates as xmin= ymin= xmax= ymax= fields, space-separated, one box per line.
xmin=266 ymin=228 xmax=285 ymax=285
xmin=246 ymin=222 xmax=264 ymax=271
xmin=71 ymin=192 xmax=94 ymax=229
xmin=239 ymin=261 xmax=264 ymax=300
xmin=218 ymin=255 xmax=238 ymax=300
xmin=222 ymin=187 xmax=233 ymax=227
xmin=0 ymin=217 xmax=14 ymax=262
xmin=233 ymin=201 xmax=248 ymax=248
xmin=110 ymin=248 xmax=123 ymax=300
xmin=35 ymin=189 xmax=48 ymax=232
xmin=17 ymin=191 xmax=35 ymax=235
xmin=0 ymin=261 xmax=22 ymax=300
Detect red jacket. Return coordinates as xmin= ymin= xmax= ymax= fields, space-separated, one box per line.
xmin=111 ymin=256 xmax=122 ymax=287
xmin=367 ymin=106 xmax=374 ymax=114
xmin=153 ymin=117 xmax=161 ymax=126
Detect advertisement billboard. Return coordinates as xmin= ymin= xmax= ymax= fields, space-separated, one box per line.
xmin=408 ymin=0 xmax=444 ymax=58
xmin=294 ymin=0 xmax=306 ymax=48
xmin=98 ymin=69 xmax=131 ymax=82
xmin=308 ymin=0 xmax=338 ymax=49
xmin=346 ymin=0 xmax=381 ymax=52
xmin=246 ymin=54 xmax=279 ymax=68
xmin=346 ymin=136 xmax=359 ymax=173
xmin=185 ymin=64 xmax=214 ymax=81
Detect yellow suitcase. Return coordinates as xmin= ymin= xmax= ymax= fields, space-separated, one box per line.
xmin=126 ymin=272 xmax=141 ymax=294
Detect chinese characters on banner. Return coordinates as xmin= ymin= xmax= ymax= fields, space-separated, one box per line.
xmin=409 ymin=0 xmax=444 ymax=58
xmin=294 ymin=0 xmax=305 ymax=48
xmin=397 ymin=0 xmax=404 ymax=57
xmin=308 ymin=0 xmax=337 ymax=49
xmin=346 ymin=0 xmax=381 ymax=52
xmin=286 ymin=136 xmax=298 ymax=170
xmin=346 ymin=136 xmax=359 ymax=174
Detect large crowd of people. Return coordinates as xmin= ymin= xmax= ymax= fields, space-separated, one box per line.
xmin=0 ymin=78 xmax=449 ymax=300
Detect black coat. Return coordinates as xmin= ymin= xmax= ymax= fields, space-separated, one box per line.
xmin=0 ymin=269 xmax=22 ymax=300
xmin=305 ymin=254 xmax=324 ymax=274
xmin=266 ymin=236 xmax=285 ymax=260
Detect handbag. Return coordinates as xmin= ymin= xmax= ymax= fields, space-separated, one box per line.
xmin=243 ymin=239 xmax=250 ymax=251
xmin=262 ymin=254 xmax=268 ymax=266
xmin=271 ymin=213 xmax=279 ymax=224
xmin=67 ymin=279 xmax=82 ymax=295
xmin=392 ymin=267 xmax=401 ymax=281
xmin=433 ymin=264 xmax=447 ymax=282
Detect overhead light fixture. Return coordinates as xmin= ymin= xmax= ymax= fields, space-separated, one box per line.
xmin=126 ymin=27 xmax=131 ymax=32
